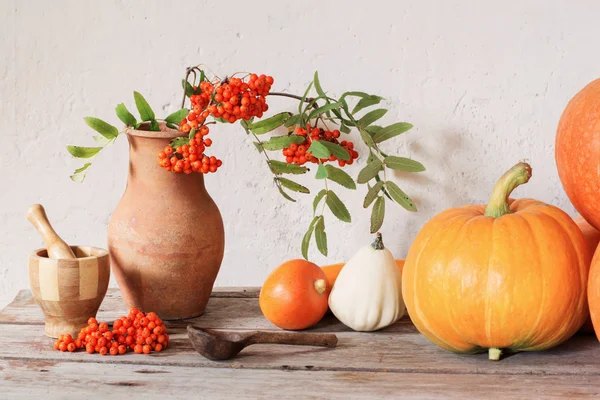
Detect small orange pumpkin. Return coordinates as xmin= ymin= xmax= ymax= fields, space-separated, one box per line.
xmin=575 ymin=216 xmax=600 ymax=334
xmin=259 ymin=259 xmax=329 ymax=330
xmin=402 ymin=162 xmax=590 ymax=360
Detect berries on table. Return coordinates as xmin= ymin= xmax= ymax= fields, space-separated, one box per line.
xmin=52 ymin=309 xmax=170 ymax=356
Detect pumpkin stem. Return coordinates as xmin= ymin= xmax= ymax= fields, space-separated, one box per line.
xmin=313 ymin=279 xmax=327 ymax=295
xmin=488 ymin=347 xmax=503 ymax=361
xmin=371 ymin=232 xmax=385 ymax=250
xmin=484 ymin=162 xmax=532 ymax=218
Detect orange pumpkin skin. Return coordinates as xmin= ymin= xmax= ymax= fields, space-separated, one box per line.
xmin=588 ymin=248 xmax=600 ymax=341
xmin=402 ymin=198 xmax=590 ymax=355
xmin=577 ymin=216 xmax=600 ymax=334
xmin=556 ymin=79 xmax=600 ymax=230
xmin=322 ymin=260 xmax=405 ymax=288
xmin=260 ymin=259 xmax=329 ymax=330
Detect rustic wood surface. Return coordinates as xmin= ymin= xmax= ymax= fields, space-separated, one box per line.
xmin=1 ymin=288 xmax=600 ymax=399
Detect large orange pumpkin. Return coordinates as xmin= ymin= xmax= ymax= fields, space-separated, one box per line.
xmin=402 ymin=162 xmax=590 ymax=360
xmin=556 ymin=79 xmax=600 ymax=230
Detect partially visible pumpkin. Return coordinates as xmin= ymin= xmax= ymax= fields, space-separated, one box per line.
xmin=402 ymin=162 xmax=590 ymax=360
xmin=556 ymin=79 xmax=600 ymax=230
xmin=322 ymin=260 xmax=405 ymax=288
xmin=575 ymin=216 xmax=600 ymax=334
xmin=260 ymin=259 xmax=329 ymax=330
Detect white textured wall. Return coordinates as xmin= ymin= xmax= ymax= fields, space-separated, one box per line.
xmin=1 ymin=0 xmax=596 ymax=308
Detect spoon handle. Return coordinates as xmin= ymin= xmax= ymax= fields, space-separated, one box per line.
xmin=248 ymin=331 xmax=338 ymax=347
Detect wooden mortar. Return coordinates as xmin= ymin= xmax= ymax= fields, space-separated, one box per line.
xmin=28 ymin=246 xmax=110 ymax=338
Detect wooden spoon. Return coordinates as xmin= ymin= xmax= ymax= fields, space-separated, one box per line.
xmin=187 ymin=325 xmax=338 ymax=361
xmin=27 ymin=204 xmax=76 ymax=259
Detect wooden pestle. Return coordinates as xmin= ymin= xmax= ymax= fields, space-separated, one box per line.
xmin=27 ymin=204 xmax=76 ymax=259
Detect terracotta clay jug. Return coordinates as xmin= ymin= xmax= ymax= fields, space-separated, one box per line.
xmin=108 ymin=123 xmax=224 ymax=320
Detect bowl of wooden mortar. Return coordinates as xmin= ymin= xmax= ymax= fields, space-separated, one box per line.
xmin=28 ymin=246 xmax=110 ymax=338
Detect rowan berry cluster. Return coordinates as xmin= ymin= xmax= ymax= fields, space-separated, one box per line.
xmin=162 ymin=73 xmax=273 ymax=175
xmin=181 ymin=74 xmax=273 ymax=127
xmin=53 ymin=309 xmax=170 ymax=355
xmin=158 ymin=125 xmax=222 ymax=174
xmin=283 ymin=125 xmax=359 ymax=167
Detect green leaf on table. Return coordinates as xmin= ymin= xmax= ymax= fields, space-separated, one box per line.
xmin=315 ymin=163 xmax=328 ymax=179
xmin=324 ymin=165 xmax=356 ymax=189
xmin=370 ymin=196 xmax=385 ymax=233
xmin=326 ymin=190 xmax=351 ymax=223
xmin=261 ymin=135 xmax=305 ymax=151
xmin=165 ymin=108 xmax=190 ymax=125
xmin=248 ymin=112 xmax=291 ymax=134
xmin=384 ymin=156 xmax=425 ymax=172
xmin=268 ymin=160 xmax=308 ymax=175
xmin=149 ymin=120 xmax=160 ymax=131
xmin=352 ymin=95 xmax=383 ymax=114
xmin=357 ymin=158 xmax=383 ymax=184
xmin=313 ymin=189 xmax=327 ymax=212
xmin=363 ymin=181 xmax=384 ymax=208
xmin=115 ymin=104 xmax=137 ymax=127
xmin=385 ymin=181 xmax=417 ymax=211
xmin=181 ymin=79 xmax=194 ymax=97
xmin=358 ymin=109 xmax=387 ymax=128
xmin=307 ymin=141 xmax=330 ymax=159
xmin=307 ymin=102 xmax=342 ymax=121
xmin=277 ymin=184 xmax=296 ymax=202
xmin=69 ymin=162 xmax=92 ymax=182
xmin=67 ymin=146 xmax=102 ymax=159
xmin=284 ymin=114 xmax=301 ymax=128
xmin=320 ymin=141 xmax=350 ymax=161
xmin=359 ymin=128 xmax=375 ymax=148
xmin=340 ymin=123 xmax=351 ymax=134
xmin=373 ymin=123 xmax=413 ymax=143
xmin=133 ymin=91 xmax=155 ymax=121
xmin=315 ymin=216 xmax=328 ymax=256
xmin=83 ymin=117 xmax=119 ymax=140
xmin=278 ymin=177 xmax=310 ymax=194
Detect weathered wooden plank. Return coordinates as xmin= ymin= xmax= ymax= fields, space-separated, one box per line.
xmin=0 ymin=289 xmax=414 ymax=333
xmin=0 ymin=322 xmax=599 ymax=376
xmin=1 ymin=359 xmax=598 ymax=399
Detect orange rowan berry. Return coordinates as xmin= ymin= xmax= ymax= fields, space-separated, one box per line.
xmin=143 ymin=345 xmax=152 ymax=354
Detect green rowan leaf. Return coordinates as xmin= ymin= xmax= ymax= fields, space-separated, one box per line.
xmin=115 ymin=104 xmax=137 ymax=127
xmin=358 ymin=109 xmax=387 ymax=128
xmin=165 ymin=108 xmax=190 ymax=124
xmin=384 ymin=156 xmax=425 ymax=172
xmin=373 ymin=122 xmax=413 ymax=143
xmin=324 ymin=165 xmax=356 ymax=189
xmin=357 ymin=158 xmax=383 ymax=184
xmin=268 ymin=160 xmax=308 ymax=175
xmin=364 ymin=181 xmax=384 ymax=208
xmin=326 ymin=190 xmax=351 ymax=223
xmin=278 ymin=177 xmax=310 ymax=194
xmin=83 ymin=117 xmax=119 ymax=140
xmin=248 ymin=112 xmax=291 ymax=134
xmin=370 ymin=197 xmax=385 ymax=233
xmin=315 ymin=216 xmax=328 ymax=256
xmin=385 ymin=181 xmax=417 ymax=211
xmin=133 ymin=91 xmax=155 ymax=121
xmin=67 ymin=146 xmax=102 ymax=158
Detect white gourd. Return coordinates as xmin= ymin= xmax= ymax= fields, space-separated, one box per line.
xmin=328 ymin=233 xmax=405 ymax=331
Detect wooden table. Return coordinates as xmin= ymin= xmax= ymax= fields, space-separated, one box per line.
xmin=1 ymin=288 xmax=599 ymax=399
